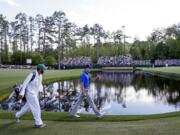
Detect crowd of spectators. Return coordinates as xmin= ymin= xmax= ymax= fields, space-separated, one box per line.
xmin=155 ymin=59 xmax=180 ymax=66
xmin=61 ymin=56 xmax=92 ymax=66
xmin=133 ymin=59 xmax=180 ymax=66
xmin=133 ymin=60 xmax=151 ymax=66
xmin=97 ymin=55 xmax=132 ymax=66
xmin=97 ymin=56 xmax=180 ymax=67
xmin=2 ymin=56 xmax=180 ymax=69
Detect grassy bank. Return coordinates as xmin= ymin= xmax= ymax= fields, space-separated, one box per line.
xmin=141 ymin=67 xmax=180 ymax=80
xmin=1 ymin=110 xmax=180 ymax=122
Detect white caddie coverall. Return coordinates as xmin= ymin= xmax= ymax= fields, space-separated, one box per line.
xmin=15 ymin=71 xmax=44 ymax=125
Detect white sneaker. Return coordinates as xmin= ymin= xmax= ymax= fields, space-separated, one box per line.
xmin=71 ymin=114 xmax=80 ymax=118
xmin=34 ymin=123 xmax=47 ymax=128
xmin=96 ymin=112 xmax=105 ymax=118
xmin=15 ymin=117 xmax=20 ymax=123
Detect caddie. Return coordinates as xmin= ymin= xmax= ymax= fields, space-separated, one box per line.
xmin=15 ymin=64 xmax=47 ymax=128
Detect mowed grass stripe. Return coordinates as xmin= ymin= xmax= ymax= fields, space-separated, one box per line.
xmin=0 ymin=69 xmax=82 ymax=90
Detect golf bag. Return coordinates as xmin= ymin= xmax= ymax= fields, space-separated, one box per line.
xmin=14 ymin=72 xmax=36 ymax=102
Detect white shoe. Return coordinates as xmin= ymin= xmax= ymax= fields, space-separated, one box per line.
xmin=96 ymin=112 xmax=105 ymax=118
xmin=15 ymin=117 xmax=20 ymax=123
xmin=71 ymin=114 xmax=80 ymax=118
xmin=34 ymin=123 xmax=46 ymax=128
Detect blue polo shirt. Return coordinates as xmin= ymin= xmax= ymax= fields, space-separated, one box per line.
xmin=80 ymin=71 xmax=91 ymax=90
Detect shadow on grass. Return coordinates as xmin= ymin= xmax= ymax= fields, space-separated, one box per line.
xmin=0 ymin=121 xmax=16 ymax=131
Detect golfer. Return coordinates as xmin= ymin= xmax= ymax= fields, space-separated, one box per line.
xmin=15 ymin=64 xmax=46 ymax=128
xmin=70 ymin=64 xmax=104 ymax=118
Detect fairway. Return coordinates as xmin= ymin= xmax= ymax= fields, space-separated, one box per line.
xmin=142 ymin=67 xmax=180 ymax=74
xmin=0 ymin=69 xmax=82 ymax=91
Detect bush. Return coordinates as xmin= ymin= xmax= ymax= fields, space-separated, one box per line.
xmin=32 ymin=53 xmax=44 ymax=65
xmin=45 ymin=56 xmax=56 ymax=65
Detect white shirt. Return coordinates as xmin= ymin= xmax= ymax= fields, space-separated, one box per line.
xmin=20 ymin=71 xmax=43 ymax=96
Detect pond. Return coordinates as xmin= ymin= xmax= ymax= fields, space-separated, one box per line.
xmin=1 ymin=71 xmax=180 ymax=115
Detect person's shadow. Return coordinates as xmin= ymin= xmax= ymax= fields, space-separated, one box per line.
xmin=0 ymin=121 xmax=16 ymax=131
xmin=0 ymin=121 xmax=36 ymax=134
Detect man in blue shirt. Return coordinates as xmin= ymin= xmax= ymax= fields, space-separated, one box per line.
xmin=70 ymin=64 xmax=104 ymax=118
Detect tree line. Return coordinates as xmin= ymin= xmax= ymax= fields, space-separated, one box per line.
xmin=1 ymin=11 xmax=180 ymax=67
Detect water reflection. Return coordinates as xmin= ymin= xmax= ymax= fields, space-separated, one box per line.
xmin=1 ymin=72 xmax=180 ymax=115
xmin=39 ymin=72 xmax=180 ymax=115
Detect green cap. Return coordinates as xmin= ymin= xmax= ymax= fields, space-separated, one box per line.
xmin=37 ymin=64 xmax=47 ymax=70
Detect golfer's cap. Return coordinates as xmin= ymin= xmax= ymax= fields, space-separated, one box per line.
xmin=37 ymin=64 xmax=47 ymax=70
xmin=85 ymin=64 xmax=91 ymax=68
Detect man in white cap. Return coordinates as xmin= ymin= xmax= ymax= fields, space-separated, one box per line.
xmin=15 ymin=64 xmax=46 ymax=128
xmin=70 ymin=64 xmax=104 ymax=118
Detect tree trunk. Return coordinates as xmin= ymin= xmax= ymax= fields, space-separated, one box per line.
xmin=20 ymin=36 xmax=23 ymax=65
xmin=27 ymin=31 xmax=29 ymax=52
xmin=4 ymin=27 xmax=9 ymax=63
xmin=58 ymin=25 xmax=61 ymax=70
xmin=61 ymin=39 xmax=64 ymax=61
xmin=30 ymin=25 xmax=33 ymax=52
xmin=43 ymin=29 xmax=46 ymax=57
xmin=96 ymin=36 xmax=100 ymax=60
xmin=13 ymin=35 xmax=18 ymax=53
xmin=0 ymin=36 xmax=2 ymax=64
xmin=23 ymin=41 xmax=26 ymax=53
xmin=31 ymin=37 xmax=33 ymax=52
xmin=38 ymin=29 xmax=41 ymax=52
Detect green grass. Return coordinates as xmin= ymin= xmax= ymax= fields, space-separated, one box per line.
xmin=140 ymin=67 xmax=180 ymax=80
xmin=0 ymin=69 xmax=82 ymax=101
xmin=0 ymin=69 xmax=82 ymax=90
xmin=1 ymin=116 xmax=180 ymax=135
xmin=1 ymin=110 xmax=180 ymax=135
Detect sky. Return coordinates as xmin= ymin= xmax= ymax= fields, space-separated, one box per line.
xmin=0 ymin=0 xmax=180 ymax=41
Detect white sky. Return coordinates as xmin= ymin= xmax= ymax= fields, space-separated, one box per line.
xmin=0 ymin=0 xmax=180 ymax=41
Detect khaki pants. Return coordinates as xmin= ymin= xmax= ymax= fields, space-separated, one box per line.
xmin=70 ymin=90 xmax=100 ymax=116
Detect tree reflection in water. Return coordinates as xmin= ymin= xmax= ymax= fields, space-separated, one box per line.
xmin=39 ymin=72 xmax=180 ymax=114
xmin=2 ymin=72 xmax=180 ymax=115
